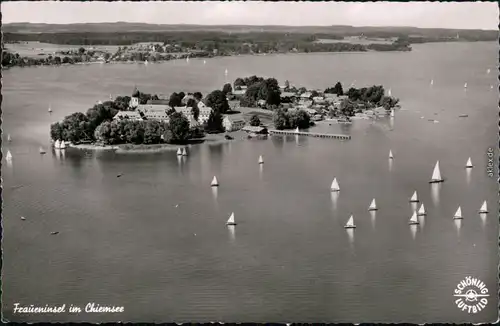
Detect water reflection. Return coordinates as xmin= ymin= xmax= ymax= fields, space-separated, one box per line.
xmin=227 ymin=225 xmax=236 ymax=242
xmin=370 ymin=210 xmax=376 ymax=229
xmin=389 ymin=117 xmax=395 ymax=130
xmin=346 ymin=228 xmax=354 ymax=250
xmin=410 ymin=202 xmax=418 ymax=212
xmin=388 ymin=159 xmax=393 ymax=172
xmin=431 ymin=183 xmax=441 ymax=206
xmin=330 ymin=192 xmax=339 ymax=211
xmin=466 ymin=168 xmax=472 ymax=185
xmin=419 ymin=215 xmax=425 ymax=229
xmin=211 ymin=186 xmax=218 ymax=202
xmin=410 ymin=224 xmax=418 ymax=240
xmin=5 ymin=158 xmax=13 ymax=168
xmin=454 ymin=219 xmax=462 ymax=237
xmin=479 ymin=213 xmax=487 ymax=228
xmin=259 ymin=164 xmax=264 ymax=180
xmin=295 ymin=134 xmax=299 ymax=145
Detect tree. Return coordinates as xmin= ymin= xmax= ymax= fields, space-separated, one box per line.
xmin=273 ymin=109 xmax=289 ymax=130
xmin=143 ymin=120 xmax=163 ymax=144
xmin=205 ymin=109 xmax=224 ymax=133
xmin=234 ymin=78 xmax=245 ymax=88
xmin=205 ymin=90 xmax=229 ymax=114
xmin=168 ymin=92 xmax=183 ymax=107
xmin=260 ymin=78 xmax=281 ymax=106
xmin=78 ymin=47 xmax=85 ymax=55
xmin=334 ymin=82 xmax=344 ymax=96
xmin=50 ymin=122 xmax=64 ymax=141
xmin=249 ymin=114 xmax=261 ymax=126
xmin=340 ymin=99 xmax=356 ymax=117
xmin=167 ymin=112 xmax=190 ymax=143
xmin=295 ymin=109 xmax=311 ymax=129
xmin=222 ymin=83 xmax=233 ymax=95
xmin=193 ymin=92 xmax=203 ymax=101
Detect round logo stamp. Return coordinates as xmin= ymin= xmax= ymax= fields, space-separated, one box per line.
xmin=453 ymin=276 xmax=489 ymax=313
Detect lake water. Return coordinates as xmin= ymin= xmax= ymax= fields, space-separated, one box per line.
xmin=2 ymin=42 xmax=498 ymax=323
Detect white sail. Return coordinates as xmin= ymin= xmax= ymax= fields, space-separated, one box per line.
xmin=466 ymin=157 xmax=473 ymax=168
xmin=388 ymin=88 xmax=392 ymax=97
xmin=417 ymin=203 xmax=426 ymax=216
xmin=177 ymin=148 xmax=182 ymax=156
xmin=144 ymin=60 xmax=148 ymax=65
xmin=203 ymin=60 xmax=206 ymax=65
xmin=295 ymin=127 xmax=300 ymax=133
xmin=186 ymin=57 xmax=190 ymax=63
xmin=345 ymin=215 xmax=355 ymax=228
xmin=453 ymin=206 xmax=463 ymax=219
xmin=54 ymin=139 xmax=61 ymax=149
xmin=390 ymin=109 xmax=395 ymax=117
xmin=60 ymin=140 xmax=66 ymax=149
xmin=225 ymin=68 xmax=228 ymax=75
xmin=211 ymin=176 xmax=219 ymax=187
xmin=7 ymin=134 xmax=11 ymax=142
xmin=487 ymin=68 xmax=491 ymax=74
xmin=389 ymin=150 xmax=394 ymax=159
xmin=182 ymin=148 xmax=187 ymax=156
xmin=464 ymin=82 xmax=467 ymax=88
xmin=226 ymin=212 xmax=236 ymax=225
xmin=430 ymin=161 xmax=443 ymax=182
xmin=430 ymin=79 xmax=434 ymax=86
xmin=410 ymin=190 xmax=419 ymax=202
xmin=368 ymin=198 xmax=377 ymax=211
xmin=258 ymin=155 xmax=264 ymax=164
xmin=479 ymin=201 xmax=488 ymax=213
xmin=330 ymin=178 xmax=340 ymax=192
xmin=409 ymin=211 xmax=419 ymax=224
xmin=5 ymin=150 xmax=12 ymax=160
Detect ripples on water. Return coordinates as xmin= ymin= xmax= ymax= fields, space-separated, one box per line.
xmin=2 ymin=42 xmax=498 ymax=323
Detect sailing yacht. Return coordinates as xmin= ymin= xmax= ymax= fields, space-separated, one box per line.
xmin=203 ymin=60 xmax=206 ymax=65
xmin=39 ymin=147 xmax=46 ymax=154
xmin=368 ymin=199 xmax=377 ymax=211
xmin=487 ymin=68 xmax=491 ymax=74
xmin=409 ymin=211 xmax=419 ymax=225
xmin=390 ymin=109 xmax=395 ymax=118
xmin=388 ymin=88 xmax=392 ymax=97
xmin=224 ymin=68 xmax=228 ymax=76
xmin=226 ymin=212 xmax=237 ymax=226
xmin=54 ymin=139 xmax=61 ymax=149
xmin=211 ymin=176 xmax=219 ymax=187
xmin=429 ymin=161 xmax=444 ymax=183
xmin=5 ymin=150 xmax=12 ymax=161
xmin=430 ymin=79 xmax=434 ymax=86
xmin=410 ymin=191 xmax=419 ymax=202
xmin=182 ymin=148 xmax=188 ymax=156
xmin=479 ymin=201 xmax=488 ymax=213
xmin=7 ymin=134 xmax=11 ymax=142
xmin=453 ymin=206 xmax=463 ymax=219
xmin=464 ymin=82 xmax=468 ymax=89
xmin=144 ymin=60 xmax=149 ymax=65
xmin=344 ymin=215 xmax=356 ymax=229
xmin=465 ymin=157 xmax=473 ymax=168
xmin=60 ymin=140 xmax=66 ymax=149
xmin=417 ymin=203 xmax=426 ymax=216
xmin=389 ymin=150 xmax=394 ymax=160
xmin=295 ymin=127 xmax=300 ymax=133
xmin=258 ymin=155 xmax=264 ymax=164
xmin=330 ymin=178 xmax=340 ymax=192
xmin=48 ymin=105 xmax=53 ymax=113
xmin=186 ymin=56 xmax=190 ymax=63
xmin=176 ymin=148 xmax=182 ymax=156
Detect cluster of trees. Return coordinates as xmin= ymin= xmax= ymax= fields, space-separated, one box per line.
xmin=233 ymin=76 xmax=281 ymax=108
xmin=273 ymin=108 xmax=311 ymax=130
xmin=324 ymin=82 xmax=344 ymax=96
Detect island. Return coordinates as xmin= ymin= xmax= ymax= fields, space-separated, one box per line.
xmin=50 ymin=76 xmax=400 ymax=153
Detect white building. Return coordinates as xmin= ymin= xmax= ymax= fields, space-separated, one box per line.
xmin=113 ymin=111 xmax=143 ymax=121
xmin=223 ymin=115 xmax=246 ymax=132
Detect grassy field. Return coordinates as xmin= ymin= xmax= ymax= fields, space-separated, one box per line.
xmin=4 ymin=42 xmax=121 ymax=58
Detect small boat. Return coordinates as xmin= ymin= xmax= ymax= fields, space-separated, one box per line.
xmin=116 ymin=173 xmax=123 ymax=178
xmin=176 ymin=148 xmax=182 ymax=156
xmin=211 ymin=176 xmax=219 ymax=187
xmin=389 ymin=150 xmax=394 ymax=160
xmin=224 ymin=68 xmax=228 ymax=76
xmin=48 ymin=105 xmax=53 ymax=113
xmin=144 ymin=60 xmax=149 ymax=65
xmin=203 ymin=60 xmax=206 ymax=65
xmin=258 ymin=155 xmax=264 ymax=164
xmin=5 ymin=150 xmax=12 ymax=161
xmin=344 ymin=215 xmax=356 ymax=229
xmin=417 ymin=203 xmax=426 ymax=216
xmin=390 ymin=109 xmax=395 ymax=118
xmin=479 ymin=201 xmax=488 ymax=213
xmin=60 ymin=140 xmax=66 ymax=149
xmin=182 ymin=148 xmax=188 ymax=156
xmin=464 ymin=82 xmax=468 ymax=89
xmin=453 ymin=206 xmax=463 ymax=219
xmin=330 ymin=178 xmax=340 ymax=192
xmin=388 ymin=88 xmax=392 ymax=97
xmin=410 ymin=191 xmax=419 ymax=202
xmin=465 ymin=157 xmax=473 ymax=168
xmin=226 ymin=212 xmax=237 ymax=226
xmin=54 ymin=139 xmax=61 ymax=149
xmin=186 ymin=57 xmax=190 ymax=63
xmin=430 ymin=79 xmax=434 ymax=86
xmin=491 ymin=85 xmax=494 ymax=89
xmin=429 ymin=161 xmax=444 ymax=183
xmin=39 ymin=147 xmax=46 ymax=154
xmin=458 ymin=114 xmax=468 ymax=118
xmin=409 ymin=211 xmax=419 ymax=225
xmin=7 ymin=134 xmax=11 ymax=142
xmin=50 ymin=231 xmax=59 ymax=235
xmin=20 ymin=216 xmax=26 ymax=221
xmin=295 ymin=127 xmax=300 ymax=133
xmin=368 ymin=198 xmax=377 ymax=211
xmin=487 ymin=68 xmax=491 ymax=74
xmin=225 ymin=135 xmax=234 ymax=140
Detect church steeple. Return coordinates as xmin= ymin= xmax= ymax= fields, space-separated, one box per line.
xmin=129 ymin=85 xmax=140 ymax=109
xmin=132 ymin=85 xmax=140 ymax=97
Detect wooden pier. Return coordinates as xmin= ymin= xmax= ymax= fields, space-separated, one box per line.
xmin=268 ymin=129 xmax=351 ymax=140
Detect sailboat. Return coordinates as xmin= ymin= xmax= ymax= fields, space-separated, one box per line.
xmin=417 ymin=203 xmax=426 ymax=216
xmin=429 ymin=160 xmax=444 ymax=183
xmin=211 ymin=176 xmax=219 ymax=187
xmin=330 ymin=178 xmax=340 ymax=192
xmin=295 ymin=127 xmax=300 ymax=133
xmin=410 ymin=191 xmax=419 ymax=202
xmin=181 ymin=148 xmax=188 ymax=156
xmin=390 ymin=109 xmax=395 ymax=118
xmin=453 ymin=206 xmax=463 ymax=219
xmin=39 ymin=147 xmax=46 ymax=154
xmin=465 ymin=157 xmax=473 ymax=168
xmin=203 ymin=60 xmax=206 ymax=65
xmin=258 ymin=155 xmax=264 ymax=164
xmin=226 ymin=212 xmax=237 ymax=226
xmin=409 ymin=211 xmax=419 ymax=225
xmin=54 ymin=139 xmax=61 ymax=149
xmin=48 ymin=105 xmax=53 ymax=113
xmin=176 ymin=148 xmax=182 ymax=156
xmin=109 ymin=94 xmax=113 ymax=100
xmin=60 ymin=140 xmax=66 ymax=149
xmin=344 ymin=215 xmax=356 ymax=229
xmin=368 ymin=199 xmax=377 ymax=211
xmin=487 ymin=68 xmax=491 ymax=74
xmin=224 ymin=68 xmax=228 ymax=76
xmin=5 ymin=150 xmax=12 ymax=161
xmin=144 ymin=60 xmax=149 ymax=65
xmin=7 ymin=134 xmax=11 ymax=142
xmin=430 ymin=79 xmax=434 ymax=86
xmin=388 ymin=88 xmax=392 ymax=97
xmin=464 ymin=82 xmax=468 ymax=89
xmin=186 ymin=56 xmax=190 ymax=63
xmin=479 ymin=201 xmax=488 ymax=213
xmin=389 ymin=150 xmax=394 ymax=160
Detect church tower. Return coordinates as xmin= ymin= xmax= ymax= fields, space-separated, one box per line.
xmin=129 ymin=86 xmax=140 ymax=109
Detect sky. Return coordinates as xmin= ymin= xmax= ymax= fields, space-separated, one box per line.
xmin=2 ymin=1 xmax=498 ymax=30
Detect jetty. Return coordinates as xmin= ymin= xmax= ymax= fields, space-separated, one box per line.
xmin=269 ymin=129 xmax=351 ymax=140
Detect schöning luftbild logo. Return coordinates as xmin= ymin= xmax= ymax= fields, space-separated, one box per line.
xmin=453 ymin=276 xmax=489 ymax=313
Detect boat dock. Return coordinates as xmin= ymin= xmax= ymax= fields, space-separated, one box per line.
xmin=268 ymin=129 xmax=351 ymax=140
